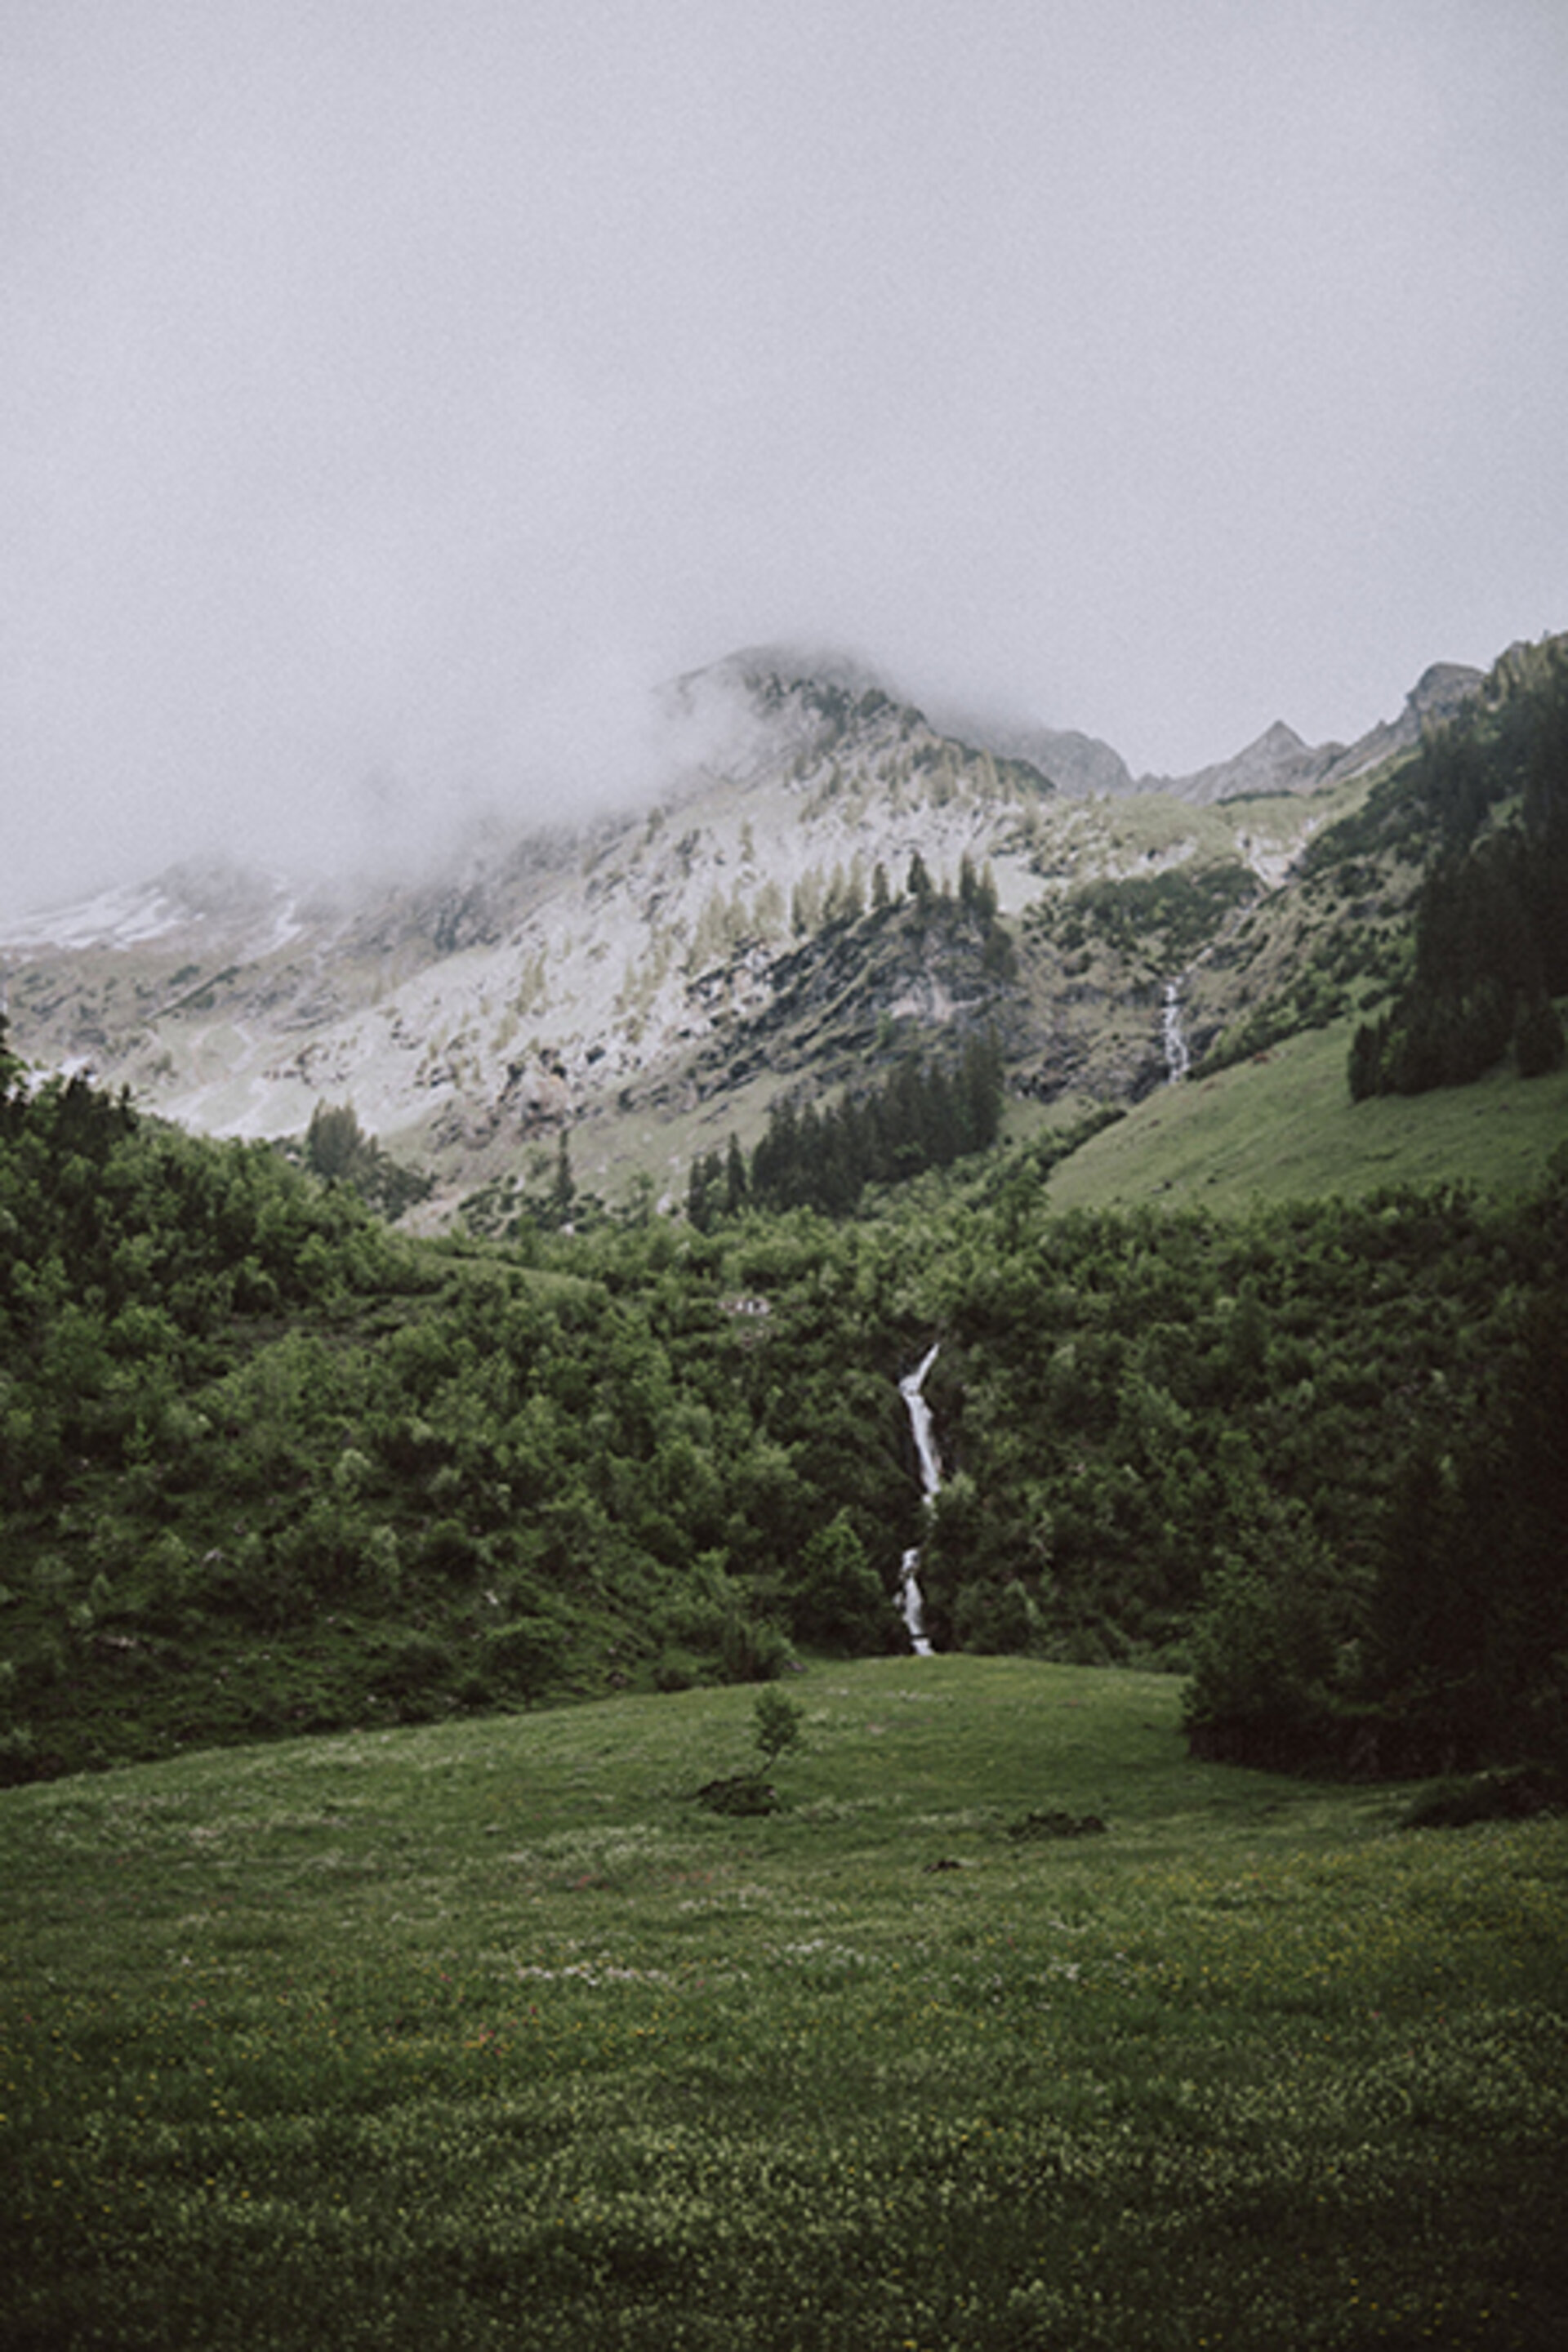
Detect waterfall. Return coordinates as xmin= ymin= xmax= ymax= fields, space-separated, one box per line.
xmin=897 ymin=1343 xmax=941 ymax=1655
xmin=1162 ymin=978 xmax=1191 ymax=1085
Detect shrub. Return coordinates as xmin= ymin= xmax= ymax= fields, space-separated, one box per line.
xmin=954 ymin=1578 xmax=1040 ymax=1655
xmin=372 ymin=1629 xmax=452 ymax=1698
xmin=421 ymin=1518 xmax=483 ymax=1579
xmin=754 ymin=1684 xmax=804 ymax=1764
xmin=695 ymin=1773 xmax=779 ymax=1815
xmin=1182 ymin=1499 xmax=1347 ymax=1769
xmin=719 ymin=1611 xmax=796 ymax=1684
xmin=791 ymin=1510 xmax=893 ymax=1652
xmin=1402 ymin=1767 xmax=1567 ymax=1829
xmin=481 ymin=1614 xmax=569 ymax=1699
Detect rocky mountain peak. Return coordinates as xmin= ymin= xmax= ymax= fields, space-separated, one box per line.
xmin=0 ymin=633 xmax=1537 ymax=1223
xmin=1405 ymin=662 xmax=1486 ymax=725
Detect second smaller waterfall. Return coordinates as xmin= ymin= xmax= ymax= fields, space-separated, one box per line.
xmin=1162 ymin=979 xmax=1192 ymax=1085
xmin=898 ymin=1343 xmax=942 ymax=1655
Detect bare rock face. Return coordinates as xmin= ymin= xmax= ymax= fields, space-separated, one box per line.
xmin=0 ymin=638 xmax=1510 ymax=1206
xmin=1312 ymin=661 xmax=1486 ymax=790
xmin=1408 ymin=661 xmax=1488 ymax=724
xmin=927 ymin=713 xmax=1136 ymax=799
xmin=1139 ymin=664 xmax=1486 ymax=805
xmin=938 ymin=660 xmax=1488 ymax=812
xmin=1142 ymin=720 xmax=1339 ymax=807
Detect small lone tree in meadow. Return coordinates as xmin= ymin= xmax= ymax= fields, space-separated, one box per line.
xmin=696 ymin=1687 xmax=804 ymax=1815
xmin=754 ymin=1685 xmax=803 ymax=1769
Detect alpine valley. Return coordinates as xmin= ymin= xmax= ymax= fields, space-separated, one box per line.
xmin=0 ymin=640 xmax=1499 ymax=1221
xmin=2 ymin=628 xmax=1566 ymax=1795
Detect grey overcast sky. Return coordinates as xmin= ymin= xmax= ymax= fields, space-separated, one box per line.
xmin=3 ymin=0 xmax=1566 ymax=915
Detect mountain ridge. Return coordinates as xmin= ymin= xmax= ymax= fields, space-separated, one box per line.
xmin=0 ymin=641 xmax=1503 ymax=1213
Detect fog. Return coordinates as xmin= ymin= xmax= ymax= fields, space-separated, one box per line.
xmin=3 ymin=1 xmax=1566 ymax=917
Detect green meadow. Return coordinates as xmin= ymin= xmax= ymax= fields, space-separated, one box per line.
xmin=5 ymin=1658 xmax=1565 ymax=2350
xmin=1042 ymin=1018 xmax=1568 ymax=1218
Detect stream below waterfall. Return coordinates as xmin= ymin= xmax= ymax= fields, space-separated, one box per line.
xmin=898 ymin=1343 xmax=941 ymax=1655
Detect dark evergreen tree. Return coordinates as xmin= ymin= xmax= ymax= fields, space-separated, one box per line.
xmin=1515 ymin=995 xmax=1566 ymax=1078
xmin=0 ymin=1009 xmax=24 ymax=1113
xmin=724 ymin=1132 xmax=750 ymax=1214
xmin=1348 ymin=1017 xmax=1384 ymax=1102
xmin=959 ymin=1030 xmax=1004 ymax=1151
xmin=306 ymin=1099 xmax=366 ymax=1180
xmin=686 ymin=1150 xmax=722 ymax=1233
xmin=551 ymin=1129 xmax=576 ymax=1223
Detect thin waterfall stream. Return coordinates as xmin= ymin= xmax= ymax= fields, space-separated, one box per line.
xmin=897 ymin=1343 xmax=941 ymax=1655
xmin=1162 ymin=978 xmax=1192 ymax=1085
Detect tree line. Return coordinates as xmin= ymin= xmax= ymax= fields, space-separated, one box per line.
xmin=1348 ymin=640 xmax=1568 ymax=1098
xmin=688 ymin=1031 xmax=1006 ymax=1227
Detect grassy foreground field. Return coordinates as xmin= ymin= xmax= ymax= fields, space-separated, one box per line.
xmin=4 ymin=1658 xmax=1566 ymax=2350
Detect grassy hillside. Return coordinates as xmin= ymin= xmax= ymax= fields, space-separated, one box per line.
xmin=1044 ymin=1014 xmax=1568 ymax=1216
xmin=5 ymin=1658 xmax=1565 ymax=2349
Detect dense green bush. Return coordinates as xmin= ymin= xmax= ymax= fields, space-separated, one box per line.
xmin=791 ymin=1509 xmax=897 ymax=1652
xmin=1042 ymin=862 xmax=1257 ymax=965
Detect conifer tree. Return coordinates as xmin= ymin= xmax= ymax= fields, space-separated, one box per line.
xmin=724 ymin=1132 xmax=749 ymax=1214
xmin=551 ymin=1129 xmax=576 ymax=1223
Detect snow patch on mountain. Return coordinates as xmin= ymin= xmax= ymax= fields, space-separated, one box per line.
xmin=4 ymin=881 xmax=191 ymax=951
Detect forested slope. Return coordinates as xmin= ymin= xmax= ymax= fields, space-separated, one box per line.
xmin=3 ymin=1011 xmax=1565 ymax=1785
xmin=1346 ymin=637 xmax=1568 ymax=1095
